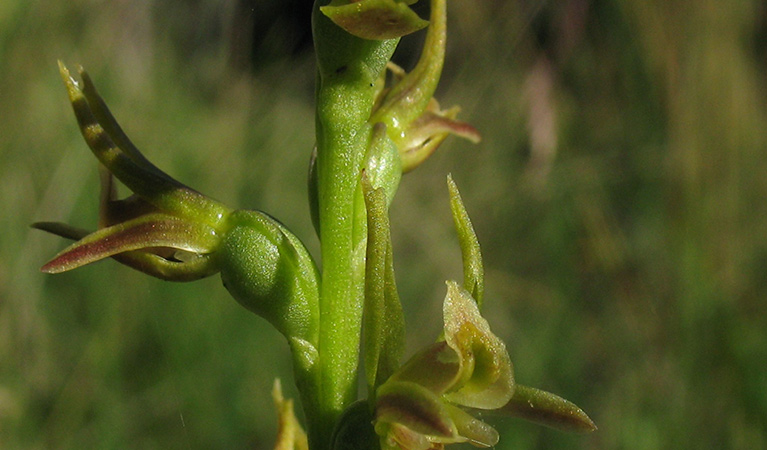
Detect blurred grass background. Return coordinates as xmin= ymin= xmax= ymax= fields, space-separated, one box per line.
xmin=2 ymin=0 xmax=767 ymax=448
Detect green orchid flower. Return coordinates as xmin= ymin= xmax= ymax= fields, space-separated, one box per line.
xmin=373 ymin=281 xmax=512 ymax=450
xmin=34 ymin=62 xmax=230 ymax=281
xmin=367 ymin=0 xmax=481 ymax=173
xmin=367 ymin=176 xmax=595 ymax=450
xmin=35 ymin=62 xmax=320 ymax=349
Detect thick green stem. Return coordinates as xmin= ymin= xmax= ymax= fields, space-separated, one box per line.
xmin=310 ymin=2 xmax=398 ymax=448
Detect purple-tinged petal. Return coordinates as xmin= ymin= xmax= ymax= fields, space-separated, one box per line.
xmin=41 ymin=213 xmax=219 ymax=274
xmin=376 ymin=380 xmax=463 ymax=444
xmin=399 ymin=104 xmax=481 ymax=173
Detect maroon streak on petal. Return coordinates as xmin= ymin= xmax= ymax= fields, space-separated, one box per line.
xmin=41 ymin=214 xmax=218 ymax=273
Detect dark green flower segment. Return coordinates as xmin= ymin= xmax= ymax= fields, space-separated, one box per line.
xmin=33 ymin=1 xmax=598 ymax=449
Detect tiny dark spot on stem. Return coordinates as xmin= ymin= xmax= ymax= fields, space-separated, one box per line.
xmin=336 ymin=65 xmax=347 ymax=74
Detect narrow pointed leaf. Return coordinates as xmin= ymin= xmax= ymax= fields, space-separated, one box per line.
xmin=447 ymin=174 xmax=484 ymax=307
xmin=496 ymin=384 xmax=597 ymax=433
xmin=363 ymin=175 xmax=405 ymax=398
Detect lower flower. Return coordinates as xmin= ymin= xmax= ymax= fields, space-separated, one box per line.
xmin=372 ymin=281 xmax=513 ymax=449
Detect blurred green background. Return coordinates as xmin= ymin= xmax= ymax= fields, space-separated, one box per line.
xmin=2 ymin=0 xmax=767 ymax=448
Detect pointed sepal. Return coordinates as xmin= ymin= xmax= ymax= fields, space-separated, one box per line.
xmin=368 ymin=0 xmax=481 ymax=172
xmin=58 ymin=61 xmax=229 ymax=228
xmin=495 ymin=384 xmax=597 ymax=434
xmin=38 ymin=213 xmax=220 ymax=275
xmin=447 ymin=175 xmax=484 ymax=307
xmin=363 ymin=175 xmax=405 ymax=398
xmin=320 ymin=0 xmax=428 ymax=40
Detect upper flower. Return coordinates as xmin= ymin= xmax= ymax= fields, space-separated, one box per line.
xmin=366 ymin=0 xmax=481 ymax=172
xmin=321 ymin=0 xmax=481 ymax=174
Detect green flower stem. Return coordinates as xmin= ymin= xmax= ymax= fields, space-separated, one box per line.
xmin=311 ymin=2 xmax=398 ymax=448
